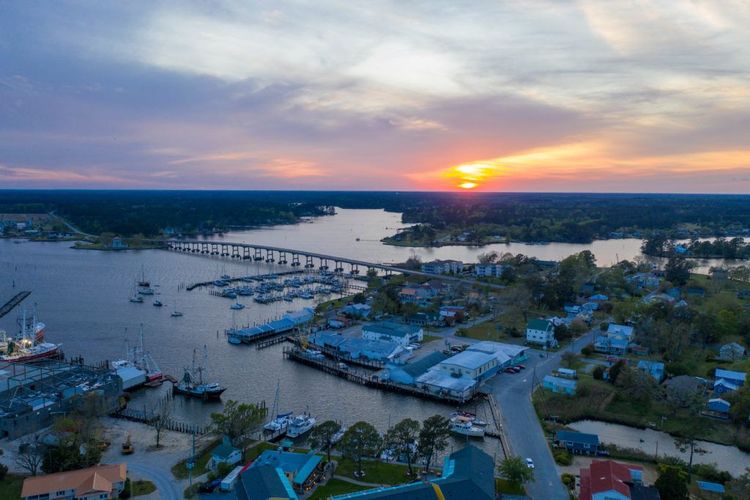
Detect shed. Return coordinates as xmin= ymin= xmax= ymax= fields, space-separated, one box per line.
xmin=707 ymin=398 xmax=731 ymax=414
xmin=543 ymin=375 xmax=577 ymax=395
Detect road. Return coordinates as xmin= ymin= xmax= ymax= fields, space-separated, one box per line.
xmin=486 ymin=328 xmax=597 ymax=500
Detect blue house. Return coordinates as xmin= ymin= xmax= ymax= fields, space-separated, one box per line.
xmin=385 ymin=351 xmax=447 ymax=385
xmin=554 ymin=430 xmax=600 ymax=455
xmin=543 ymin=375 xmax=577 ymax=395
xmin=251 ymin=449 xmax=323 ymax=493
xmin=637 ymin=360 xmax=665 ymax=382
xmin=707 ymin=398 xmax=731 ymax=415
xmin=714 ymin=368 xmax=746 ymax=395
xmin=342 ymin=303 xmax=371 ymax=319
xmin=236 ymin=464 xmax=298 ymax=499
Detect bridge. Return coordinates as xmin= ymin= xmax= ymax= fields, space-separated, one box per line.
xmin=156 ymin=239 xmax=504 ymax=290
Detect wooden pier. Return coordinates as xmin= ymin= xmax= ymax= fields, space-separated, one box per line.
xmin=255 ymin=335 xmax=294 ymax=350
xmin=482 ymin=392 xmax=511 ymax=457
xmin=283 ymin=346 xmax=476 ymax=405
xmin=0 ymin=291 xmax=31 ymax=319
xmin=109 ymin=407 xmax=211 ymax=435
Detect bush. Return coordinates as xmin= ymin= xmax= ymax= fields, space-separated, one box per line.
xmin=216 ymin=461 xmax=233 ymax=477
xmin=692 ymin=463 xmax=732 ymax=484
xmin=0 ymin=463 xmax=7 ymax=481
xmin=581 ymin=344 xmax=594 ymax=356
xmin=120 ymin=478 xmax=131 ymax=499
xmin=561 ymin=472 xmax=575 ymax=489
xmin=554 ymin=450 xmax=573 ymax=466
xmin=593 ymin=365 xmax=605 ymax=380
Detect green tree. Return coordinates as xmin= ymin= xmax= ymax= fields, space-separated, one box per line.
xmin=655 ymin=464 xmax=688 ymax=500
xmin=385 ymin=418 xmax=420 ymax=475
xmin=665 ymin=256 xmax=693 ymax=286
xmin=727 ymin=468 xmax=750 ymax=498
xmin=561 ymin=351 xmax=579 ymax=369
xmin=339 ymin=421 xmax=381 ymax=477
xmin=498 ymin=456 xmax=534 ymax=489
xmin=309 ymin=420 xmax=342 ymax=463
xmin=210 ymin=400 xmax=268 ymax=445
xmin=417 ymin=415 xmax=451 ymax=473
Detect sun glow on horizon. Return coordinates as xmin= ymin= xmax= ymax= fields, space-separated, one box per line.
xmin=447 ymin=162 xmax=497 ymax=190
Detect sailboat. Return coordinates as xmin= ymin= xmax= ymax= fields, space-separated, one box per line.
xmin=172 ymin=346 xmax=226 ymax=400
xmin=263 ymin=380 xmax=292 ymax=433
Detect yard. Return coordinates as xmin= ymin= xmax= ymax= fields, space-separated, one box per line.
xmin=310 ymin=479 xmax=370 ymax=499
xmin=0 ymin=475 xmax=24 ymax=499
xmin=335 ymin=457 xmax=412 ymax=485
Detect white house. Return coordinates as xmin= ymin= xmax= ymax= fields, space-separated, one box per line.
xmin=361 ymin=322 xmax=423 ymax=347
xmin=209 ymin=436 xmax=242 ymax=470
xmin=526 ymin=319 xmax=557 ymax=347
xmin=474 ymin=263 xmax=505 ymax=278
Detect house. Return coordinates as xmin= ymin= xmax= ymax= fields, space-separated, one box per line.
xmin=341 ymin=303 xmax=371 ymax=319
xmin=474 ymin=263 xmax=505 ymax=278
xmin=251 ymin=449 xmax=324 ymax=493
xmin=554 ymin=430 xmax=600 ymax=455
xmin=434 ymin=350 xmax=499 ymax=380
xmin=719 ymin=342 xmax=746 ymax=361
xmin=398 ymin=286 xmax=434 ymax=305
xmin=526 ymin=319 xmax=556 ymax=347
xmin=590 ymin=294 xmax=609 ymax=302
xmin=21 ymin=464 xmax=127 ymax=500
xmin=713 ymin=368 xmax=746 ymax=395
xmin=110 ymin=236 xmax=128 ymax=250
xmin=209 ymin=436 xmax=242 ymax=470
xmin=421 ymin=260 xmax=464 ymax=275
xmin=415 ymin=369 xmax=476 ymax=401
xmin=607 ymin=324 xmax=635 ymax=339
xmin=596 ymin=324 xmax=635 ymax=355
xmin=362 ymin=321 xmax=423 ymax=346
xmin=543 ymin=375 xmax=577 ymax=395
xmin=235 ymin=464 xmax=298 ymax=499
xmin=579 ymin=460 xmax=660 ymax=500
xmin=332 ymin=444 xmax=495 ymax=500
xmin=707 ymin=398 xmax=731 ymax=416
xmin=385 ymin=352 xmax=447 ymax=385
xmin=637 ymin=360 xmax=665 ymax=382
xmin=439 ymin=305 xmax=466 ymax=324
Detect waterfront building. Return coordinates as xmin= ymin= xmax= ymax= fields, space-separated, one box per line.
xmin=636 ymin=360 xmax=665 ymax=382
xmin=331 ymin=444 xmax=494 ymax=499
xmin=438 ymin=305 xmax=466 ymax=324
xmin=110 ymin=236 xmax=128 ymax=250
xmin=21 ymin=463 xmax=127 ymax=500
xmin=415 ymin=369 xmax=476 ymax=401
xmin=361 ymin=321 xmax=423 ymax=347
xmin=209 ymin=436 xmax=242 ymax=470
xmin=384 ymin=351 xmax=447 ymax=385
xmin=311 ymin=332 xmax=403 ymax=361
xmin=578 ymin=460 xmax=660 ymax=500
xmin=251 ymin=449 xmax=323 ymax=493
xmin=421 ymin=259 xmax=464 ymax=275
xmin=397 ymin=286 xmax=434 ymax=306
xmin=434 ymin=350 xmax=498 ymax=380
xmin=525 ymin=318 xmax=556 ymax=347
xmin=554 ymin=430 xmax=600 ymax=455
xmin=474 ymin=263 xmax=505 ymax=278
xmin=235 ymin=464 xmax=298 ymax=500
xmin=543 ymin=375 xmax=577 ymax=395
xmin=467 ymin=341 xmax=528 ymax=367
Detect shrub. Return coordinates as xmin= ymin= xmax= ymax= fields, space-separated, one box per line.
xmin=0 ymin=462 xmax=7 ymax=481
xmin=554 ymin=450 xmax=573 ymax=466
xmin=120 ymin=478 xmax=131 ymax=498
xmin=692 ymin=463 xmax=732 ymax=484
xmin=561 ymin=472 xmax=575 ymax=489
xmin=593 ymin=365 xmax=605 ymax=380
xmin=216 ymin=461 xmax=233 ymax=477
xmin=581 ymin=344 xmax=594 ymax=356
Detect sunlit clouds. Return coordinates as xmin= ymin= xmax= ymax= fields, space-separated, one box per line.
xmin=1 ymin=1 xmax=749 ymax=191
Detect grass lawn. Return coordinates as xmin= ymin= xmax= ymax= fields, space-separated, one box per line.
xmin=130 ymin=479 xmax=157 ymax=497
xmin=245 ymin=441 xmax=280 ymax=461
xmin=171 ymin=436 xmax=222 ymax=479
xmin=0 ymin=475 xmax=25 ymax=499
xmin=496 ymin=478 xmax=525 ymax=495
xmin=336 ymin=458 xmax=412 ymax=485
xmin=422 ymin=334 xmax=441 ymax=343
xmin=310 ymin=479 xmax=370 ymax=499
xmin=457 ymin=320 xmax=510 ymax=341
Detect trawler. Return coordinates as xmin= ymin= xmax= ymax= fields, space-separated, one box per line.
xmin=172 ymin=346 xmax=226 ymax=400
xmin=0 ymin=310 xmax=61 ymax=363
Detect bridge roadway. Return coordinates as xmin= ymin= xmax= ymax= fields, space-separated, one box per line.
xmin=157 ymin=239 xmax=506 ymax=290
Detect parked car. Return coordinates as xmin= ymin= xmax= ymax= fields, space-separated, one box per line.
xmin=526 ymin=458 xmax=535 ymax=469
xmin=504 ymin=367 xmax=516 ymax=374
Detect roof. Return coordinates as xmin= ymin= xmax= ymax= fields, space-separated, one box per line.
xmin=394 ymin=352 xmax=448 ymax=378
xmin=582 ymin=460 xmax=642 ymax=499
xmin=293 ymin=454 xmax=321 ymax=485
xmin=607 ymin=324 xmax=634 ymax=337
xmin=527 ymin=318 xmax=552 ymax=331
xmin=236 ymin=465 xmax=298 ymax=500
xmin=438 ymin=350 xmax=496 ymax=371
xmin=213 ymin=437 xmax=239 ymax=459
xmin=362 ymin=322 xmax=421 ymax=338
xmin=22 ymin=464 xmax=127 ymax=498
xmin=544 ymin=375 xmax=577 ymax=390
xmin=252 ymin=450 xmax=320 ymax=483
xmin=416 ymin=370 xmax=476 ymax=392
xmin=697 ymin=481 xmax=726 ymax=493
xmin=555 ymin=430 xmax=599 ymax=446
xmin=715 ymin=368 xmax=746 ymax=383
xmin=468 ymin=341 xmax=527 ymax=359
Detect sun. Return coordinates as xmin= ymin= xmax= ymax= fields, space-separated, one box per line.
xmin=459 ymin=182 xmax=478 ymax=189
xmin=448 ymin=162 xmax=496 ymax=190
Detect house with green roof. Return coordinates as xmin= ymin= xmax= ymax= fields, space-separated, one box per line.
xmin=526 ymin=318 xmax=557 ymax=347
xmin=209 ymin=435 xmax=242 ymax=470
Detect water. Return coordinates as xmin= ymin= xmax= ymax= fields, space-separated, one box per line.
xmin=569 ymin=420 xmax=750 ymax=476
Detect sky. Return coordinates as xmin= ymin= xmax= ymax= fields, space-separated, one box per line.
xmin=1 ymin=1 xmax=749 ymax=192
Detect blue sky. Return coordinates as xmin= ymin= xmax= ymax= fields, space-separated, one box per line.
xmin=1 ymin=1 xmax=749 ymax=191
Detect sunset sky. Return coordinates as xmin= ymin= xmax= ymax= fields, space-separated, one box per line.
xmin=1 ymin=1 xmax=749 ymax=192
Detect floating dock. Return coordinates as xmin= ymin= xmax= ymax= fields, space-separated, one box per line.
xmin=0 ymin=291 xmax=31 ymax=319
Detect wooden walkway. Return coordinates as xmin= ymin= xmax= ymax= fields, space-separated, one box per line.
xmin=283 ymin=347 xmax=476 ymax=405
xmin=0 ymin=291 xmax=31 ymax=319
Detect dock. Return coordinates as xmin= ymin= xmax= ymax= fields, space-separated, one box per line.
xmin=109 ymin=407 xmax=211 ymax=435
xmin=0 ymin=291 xmax=31 ymax=319
xmin=186 ymin=270 xmax=305 ymax=291
xmin=283 ymin=346 xmax=476 ymax=405
xmin=482 ymin=392 xmax=511 ymax=456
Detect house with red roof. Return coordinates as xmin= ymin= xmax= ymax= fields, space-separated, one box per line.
xmin=579 ymin=460 xmax=660 ymax=500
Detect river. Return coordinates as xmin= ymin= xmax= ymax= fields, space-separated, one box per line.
xmin=569 ymin=420 xmax=750 ymax=477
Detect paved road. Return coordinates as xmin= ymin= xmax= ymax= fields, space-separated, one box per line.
xmin=127 ymin=460 xmax=183 ymax=500
xmin=487 ymin=328 xmax=597 ymax=500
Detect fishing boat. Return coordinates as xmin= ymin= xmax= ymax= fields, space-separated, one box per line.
xmin=286 ymin=412 xmax=316 ymax=438
xmin=172 ymin=346 xmax=226 ymax=400
xmin=0 ymin=310 xmax=61 ymax=363
xmin=137 ymin=265 xmax=151 ymax=288
xmin=153 ymin=300 xmax=163 ymax=307
xmin=171 ymin=307 xmax=183 ymax=317
xmin=450 ymin=417 xmax=485 ymax=438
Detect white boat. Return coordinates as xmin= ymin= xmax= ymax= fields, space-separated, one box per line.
xmin=230 ymin=302 xmax=245 ymax=310
xmin=153 ymin=300 xmax=163 ymax=307
xmin=171 ymin=310 xmax=183 ymax=317
xmin=286 ymin=412 xmax=316 ymax=438
xmin=129 ymin=295 xmax=143 ymax=303
xmin=138 ymin=287 xmax=155 ymax=296
xmin=450 ymin=418 xmax=485 ymax=438
xmin=331 ymin=426 xmax=347 ymax=444
xmin=264 ymin=412 xmax=293 ymax=433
